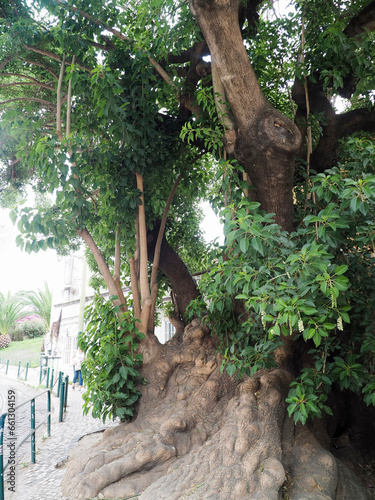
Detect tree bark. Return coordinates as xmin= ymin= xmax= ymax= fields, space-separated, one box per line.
xmin=189 ymin=0 xmax=301 ymax=232
xmin=61 ymin=321 xmax=374 ymax=500
xmin=147 ymin=221 xmax=199 ymax=320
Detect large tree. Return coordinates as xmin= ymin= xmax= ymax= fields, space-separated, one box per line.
xmin=1 ymin=0 xmax=375 ymax=498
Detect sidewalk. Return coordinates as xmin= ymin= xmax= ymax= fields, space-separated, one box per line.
xmin=1 ymin=367 xmax=119 ymax=500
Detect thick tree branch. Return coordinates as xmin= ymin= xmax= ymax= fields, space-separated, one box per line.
xmin=147 ymin=222 xmax=199 ymax=320
xmin=337 ymin=108 xmax=375 ymax=138
xmin=344 ymin=0 xmax=375 ymax=38
xmin=148 ymin=174 xmax=183 ymax=332
xmin=190 ymin=0 xmax=265 ymax=129
xmin=190 ymin=0 xmax=301 ymax=231
xmin=77 ymin=227 xmax=127 ymax=312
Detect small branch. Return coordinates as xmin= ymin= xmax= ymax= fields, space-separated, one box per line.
xmin=0 ymin=97 xmax=56 ymax=109
xmin=56 ymin=55 xmax=66 ymax=141
xmin=111 ymin=225 xmax=128 ymax=309
xmin=129 ymin=256 xmax=141 ymax=320
xmin=130 ymin=214 xmax=141 ymax=320
xmin=114 ymin=225 xmax=121 ymax=282
xmin=0 ymin=73 xmax=55 ymax=92
xmin=136 ymin=173 xmax=151 ymax=305
xmin=0 ymin=57 xmax=11 ymax=71
xmin=54 ymin=0 xmax=176 ymax=89
xmin=18 ymin=58 xmax=59 ymax=80
xmin=23 ymin=45 xmax=91 ymax=72
xmin=66 ymin=55 xmax=75 ymax=137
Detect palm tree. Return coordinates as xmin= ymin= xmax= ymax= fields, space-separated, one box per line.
xmin=0 ymin=292 xmax=24 ymax=335
xmin=18 ymin=282 xmax=52 ymax=331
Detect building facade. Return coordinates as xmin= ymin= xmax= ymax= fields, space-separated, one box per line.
xmin=46 ymin=250 xmax=175 ymax=375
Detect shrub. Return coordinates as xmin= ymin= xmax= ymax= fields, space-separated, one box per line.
xmin=9 ymin=328 xmax=24 ymax=342
xmin=12 ymin=318 xmax=46 ymax=340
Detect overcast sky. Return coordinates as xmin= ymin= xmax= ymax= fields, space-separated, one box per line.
xmin=0 ymin=203 xmax=223 ymax=296
xmin=0 ymin=208 xmax=64 ymax=295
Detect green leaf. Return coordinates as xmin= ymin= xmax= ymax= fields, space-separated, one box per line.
xmin=251 ymin=237 xmax=264 ymax=255
xmin=239 ymin=237 xmax=250 ymax=253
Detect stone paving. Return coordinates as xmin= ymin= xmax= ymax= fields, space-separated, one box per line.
xmin=0 ymin=366 xmax=119 ymax=500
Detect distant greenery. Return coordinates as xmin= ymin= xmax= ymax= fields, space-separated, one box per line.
xmin=0 ymin=292 xmax=24 ymax=335
xmin=0 ymin=284 xmax=51 ymax=344
xmin=18 ymin=282 xmax=52 ymax=331
xmin=0 ymin=337 xmax=44 ymax=368
xmin=11 ymin=319 xmax=45 ymax=341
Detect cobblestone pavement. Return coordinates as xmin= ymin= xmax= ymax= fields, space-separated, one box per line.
xmin=0 ymin=367 xmax=118 ymax=500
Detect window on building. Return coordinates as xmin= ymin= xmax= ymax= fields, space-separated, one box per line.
xmin=62 ymin=336 xmax=76 ymax=365
xmin=164 ymin=322 xmax=176 ymax=342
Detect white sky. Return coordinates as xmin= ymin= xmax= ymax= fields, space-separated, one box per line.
xmin=0 ymin=208 xmax=64 ymax=295
xmin=0 ymin=204 xmax=222 ymax=296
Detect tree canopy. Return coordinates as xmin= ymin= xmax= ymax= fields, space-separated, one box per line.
xmin=1 ymin=0 xmax=375 ymax=498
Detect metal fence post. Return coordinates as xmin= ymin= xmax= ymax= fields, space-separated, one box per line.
xmin=57 ymin=372 xmax=62 ymax=397
xmin=47 ymin=391 xmax=51 ymax=437
xmin=17 ymin=361 xmax=21 ymax=377
xmin=64 ymin=376 xmax=69 ymax=410
xmin=0 ymin=414 xmax=6 ymax=500
xmin=50 ymin=369 xmax=54 ymax=390
xmin=46 ymin=367 xmax=50 ymax=389
xmin=25 ymin=362 xmax=29 ymax=381
xmin=59 ymin=381 xmax=65 ymax=422
xmin=5 ymin=361 xmax=8 ymax=375
xmin=31 ymin=399 xmax=36 ymax=464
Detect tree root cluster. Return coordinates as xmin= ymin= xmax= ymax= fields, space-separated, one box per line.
xmin=62 ymin=321 xmax=374 ymax=499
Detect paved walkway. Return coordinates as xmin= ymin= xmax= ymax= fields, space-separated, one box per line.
xmin=0 ymin=366 xmax=119 ymax=500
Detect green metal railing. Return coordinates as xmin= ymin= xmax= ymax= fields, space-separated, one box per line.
xmin=59 ymin=376 xmax=69 ymax=423
xmin=0 ymin=390 xmax=51 ymax=500
xmin=17 ymin=362 xmax=29 ymax=382
xmin=0 ymin=360 xmax=30 ymax=381
xmin=0 ymin=361 xmax=9 ymax=376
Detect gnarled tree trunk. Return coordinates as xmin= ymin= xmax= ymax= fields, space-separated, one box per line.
xmin=62 ymin=321 xmax=373 ymax=500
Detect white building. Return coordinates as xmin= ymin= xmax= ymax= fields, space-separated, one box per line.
xmin=46 ymin=250 xmax=175 ymax=375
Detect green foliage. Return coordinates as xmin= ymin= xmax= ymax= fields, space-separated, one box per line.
xmin=190 ymin=134 xmax=375 ymax=422
xmin=11 ymin=319 xmax=45 ymax=341
xmin=0 ymin=292 xmax=24 ymax=336
xmin=17 ymin=282 xmax=52 ymax=330
xmin=79 ymin=295 xmax=146 ymax=423
xmin=286 ymin=368 xmax=333 ymax=425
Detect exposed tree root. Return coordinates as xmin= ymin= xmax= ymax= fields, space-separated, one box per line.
xmin=62 ymin=321 xmax=374 ymax=499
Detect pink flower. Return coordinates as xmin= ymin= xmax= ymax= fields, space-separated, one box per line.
xmin=16 ymin=314 xmax=41 ymax=323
